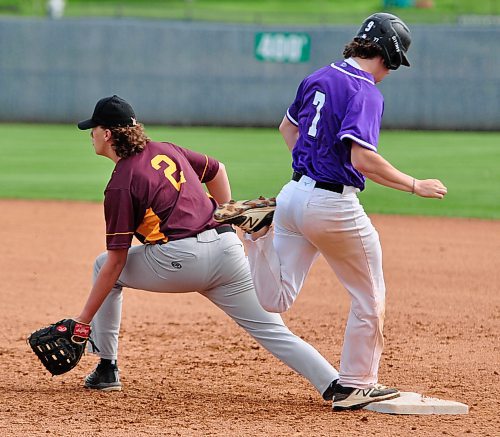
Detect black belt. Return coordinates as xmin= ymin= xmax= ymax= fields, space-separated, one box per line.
xmin=148 ymin=224 xmax=235 ymax=245
xmin=213 ymin=224 xmax=235 ymax=235
xmin=292 ymin=172 xmax=344 ymax=194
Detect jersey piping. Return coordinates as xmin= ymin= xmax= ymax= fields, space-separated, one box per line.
xmin=330 ymin=64 xmax=375 ymax=85
xmin=340 ymin=134 xmax=377 ymax=152
xmin=199 ymin=154 xmax=209 ymax=182
xmin=286 ymin=109 xmax=299 ymax=126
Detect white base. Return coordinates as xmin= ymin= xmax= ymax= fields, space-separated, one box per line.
xmin=363 ymin=392 xmax=469 ymax=415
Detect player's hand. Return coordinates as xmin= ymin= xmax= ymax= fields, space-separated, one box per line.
xmin=414 ymin=179 xmax=448 ymax=199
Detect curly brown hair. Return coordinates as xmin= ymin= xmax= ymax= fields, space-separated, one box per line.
xmin=108 ymin=124 xmax=150 ymax=159
xmin=343 ymin=37 xmax=383 ymax=60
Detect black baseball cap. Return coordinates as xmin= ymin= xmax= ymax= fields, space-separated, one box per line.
xmin=77 ymin=95 xmax=137 ymax=130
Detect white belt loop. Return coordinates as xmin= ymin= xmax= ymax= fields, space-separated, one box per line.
xmin=196 ymin=228 xmax=219 ymax=242
xmin=341 ymin=186 xmax=360 ymax=196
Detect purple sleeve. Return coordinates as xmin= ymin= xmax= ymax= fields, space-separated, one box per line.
xmin=285 ymin=80 xmax=305 ymax=126
xmin=179 ymin=147 xmax=220 ymax=183
xmin=104 ymin=188 xmax=135 ymax=249
xmin=338 ymin=89 xmax=384 ymax=152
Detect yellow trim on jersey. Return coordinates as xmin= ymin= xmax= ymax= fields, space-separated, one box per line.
xmin=136 ymin=208 xmax=168 ymax=243
xmin=106 ymin=231 xmax=135 ymax=236
xmin=200 ymin=154 xmax=209 ymax=182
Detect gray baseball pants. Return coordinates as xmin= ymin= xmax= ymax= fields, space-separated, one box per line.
xmin=90 ymin=228 xmax=339 ymax=396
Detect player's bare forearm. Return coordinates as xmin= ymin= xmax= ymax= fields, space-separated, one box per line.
xmin=351 ymin=142 xmax=447 ymax=199
xmin=351 ymin=143 xmax=413 ymax=189
xmin=76 ymin=249 xmax=128 ymax=324
xmin=279 ymin=116 xmax=299 ymax=152
xmin=205 ymin=162 xmax=231 ymax=204
xmin=362 ymin=169 xmax=413 ymax=192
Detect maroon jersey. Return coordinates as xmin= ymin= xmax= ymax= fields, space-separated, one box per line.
xmin=104 ymin=141 xmax=220 ymax=249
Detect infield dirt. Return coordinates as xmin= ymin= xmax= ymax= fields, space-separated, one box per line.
xmin=0 ymin=200 xmax=498 ymax=437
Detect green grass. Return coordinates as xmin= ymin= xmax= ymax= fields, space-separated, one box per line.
xmin=0 ymin=124 xmax=498 ymax=219
xmin=362 ymin=131 xmax=500 ymax=218
xmin=1 ymin=0 xmax=498 ymax=24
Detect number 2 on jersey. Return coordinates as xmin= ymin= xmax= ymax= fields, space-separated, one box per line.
xmin=307 ymin=91 xmax=325 ymax=138
xmin=151 ymin=155 xmax=186 ymax=191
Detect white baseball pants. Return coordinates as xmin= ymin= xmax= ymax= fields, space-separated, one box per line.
xmin=244 ymin=176 xmax=386 ymax=388
xmin=90 ymin=228 xmax=339 ymax=396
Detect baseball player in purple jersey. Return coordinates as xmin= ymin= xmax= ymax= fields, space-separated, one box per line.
xmin=215 ymin=13 xmax=447 ymax=410
xmin=72 ymin=95 xmax=340 ymax=401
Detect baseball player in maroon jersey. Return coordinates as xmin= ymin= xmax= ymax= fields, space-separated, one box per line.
xmin=215 ymin=13 xmax=447 ymax=410
xmin=73 ymin=95 xmax=340 ymax=401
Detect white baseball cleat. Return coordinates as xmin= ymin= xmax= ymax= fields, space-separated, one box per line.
xmin=332 ymin=383 xmax=400 ymax=411
xmin=214 ymin=196 xmax=276 ymax=233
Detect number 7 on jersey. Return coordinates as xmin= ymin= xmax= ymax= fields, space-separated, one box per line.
xmin=307 ymin=91 xmax=325 ymax=138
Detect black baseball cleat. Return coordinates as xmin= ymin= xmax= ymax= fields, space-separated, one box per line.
xmin=84 ymin=361 xmax=122 ymax=391
xmin=332 ymin=383 xmax=400 ymax=411
xmin=214 ymin=196 xmax=276 ymax=233
xmin=322 ymin=379 xmax=338 ymax=401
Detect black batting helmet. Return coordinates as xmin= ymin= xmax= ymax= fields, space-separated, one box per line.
xmin=356 ymin=13 xmax=411 ymax=70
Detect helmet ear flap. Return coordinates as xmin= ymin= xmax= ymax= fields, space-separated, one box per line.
xmin=381 ymin=45 xmax=398 ymax=70
xmin=384 ymin=33 xmax=406 ymax=70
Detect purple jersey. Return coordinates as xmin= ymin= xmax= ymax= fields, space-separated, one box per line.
xmin=286 ymin=59 xmax=384 ymax=190
xmin=104 ymin=141 xmax=220 ymax=249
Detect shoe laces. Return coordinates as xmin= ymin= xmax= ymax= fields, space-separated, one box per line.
xmin=88 ymin=337 xmax=100 ymax=353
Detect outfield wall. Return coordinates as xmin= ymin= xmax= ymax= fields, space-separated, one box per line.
xmin=0 ymin=18 xmax=498 ymax=130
